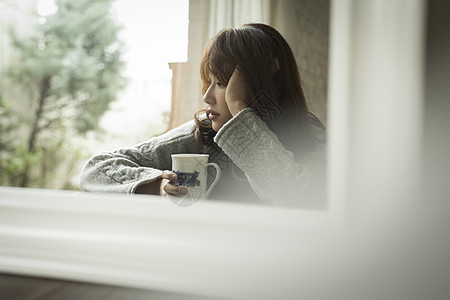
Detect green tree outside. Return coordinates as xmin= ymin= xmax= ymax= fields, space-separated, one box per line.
xmin=1 ymin=0 xmax=126 ymax=188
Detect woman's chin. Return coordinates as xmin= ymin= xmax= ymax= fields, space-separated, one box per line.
xmin=211 ymin=121 xmax=223 ymax=132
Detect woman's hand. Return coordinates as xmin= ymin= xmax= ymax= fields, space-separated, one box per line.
xmin=135 ymin=170 xmax=188 ymax=197
xmin=225 ymin=67 xmax=249 ymax=116
xmin=160 ymin=170 xmax=189 ymax=197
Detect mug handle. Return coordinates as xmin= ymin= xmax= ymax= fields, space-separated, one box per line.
xmin=205 ymin=163 xmax=221 ymax=199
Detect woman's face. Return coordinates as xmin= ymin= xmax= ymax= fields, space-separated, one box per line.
xmin=203 ymin=74 xmax=233 ymax=131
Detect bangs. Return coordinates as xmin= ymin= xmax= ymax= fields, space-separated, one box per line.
xmin=200 ymin=31 xmax=237 ymax=94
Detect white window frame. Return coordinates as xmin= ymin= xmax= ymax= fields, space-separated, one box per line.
xmin=0 ymin=0 xmax=426 ymax=298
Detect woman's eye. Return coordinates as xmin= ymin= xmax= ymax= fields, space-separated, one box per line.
xmin=216 ymin=81 xmax=224 ymax=87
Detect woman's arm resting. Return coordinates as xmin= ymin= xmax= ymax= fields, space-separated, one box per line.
xmin=78 ymin=120 xmax=203 ymax=194
xmin=214 ymin=109 xmax=326 ymax=207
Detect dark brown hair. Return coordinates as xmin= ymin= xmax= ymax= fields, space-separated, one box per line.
xmin=194 ymin=23 xmax=322 ymax=155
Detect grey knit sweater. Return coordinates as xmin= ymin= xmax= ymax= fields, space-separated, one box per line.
xmin=79 ymin=108 xmax=326 ymax=208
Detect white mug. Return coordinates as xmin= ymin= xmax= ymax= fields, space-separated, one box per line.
xmin=171 ymin=154 xmax=221 ymax=206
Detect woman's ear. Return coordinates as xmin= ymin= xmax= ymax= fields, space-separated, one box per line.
xmin=272 ymin=57 xmax=280 ymax=73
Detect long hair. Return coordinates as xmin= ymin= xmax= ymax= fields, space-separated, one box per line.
xmin=194 ymin=23 xmax=321 ymax=155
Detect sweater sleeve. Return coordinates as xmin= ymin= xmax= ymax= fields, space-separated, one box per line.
xmin=78 ymin=120 xmax=203 ymax=194
xmin=213 ymin=108 xmax=326 ymax=207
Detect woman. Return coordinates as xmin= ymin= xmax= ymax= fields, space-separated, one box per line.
xmin=79 ymin=23 xmax=326 ymax=208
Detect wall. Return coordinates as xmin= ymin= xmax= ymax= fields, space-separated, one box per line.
xmin=271 ymin=0 xmax=330 ymax=125
xmin=422 ymin=0 xmax=450 ymax=202
xmin=168 ymin=0 xmax=210 ymax=129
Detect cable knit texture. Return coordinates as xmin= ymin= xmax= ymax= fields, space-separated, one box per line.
xmin=79 ymin=120 xmax=204 ymax=194
xmin=214 ymin=108 xmax=326 ymax=207
xmin=79 ymin=108 xmax=326 ymax=207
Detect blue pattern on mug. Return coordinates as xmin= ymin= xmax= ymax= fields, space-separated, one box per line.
xmin=173 ymin=170 xmax=200 ymax=187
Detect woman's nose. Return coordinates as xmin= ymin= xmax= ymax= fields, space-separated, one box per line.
xmin=203 ymin=86 xmax=215 ymax=105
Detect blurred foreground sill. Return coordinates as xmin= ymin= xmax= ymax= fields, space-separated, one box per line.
xmin=0 ymin=187 xmax=341 ymax=299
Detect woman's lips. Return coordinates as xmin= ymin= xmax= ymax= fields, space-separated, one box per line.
xmin=207 ymin=109 xmax=220 ymax=120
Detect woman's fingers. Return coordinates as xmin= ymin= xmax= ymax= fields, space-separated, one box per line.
xmin=160 ymin=171 xmax=188 ymax=197
xmin=163 ymin=180 xmax=188 ymax=196
xmin=161 ymin=170 xmax=177 ymax=182
xmin=226 ymin=67 xmax=248 ymax=116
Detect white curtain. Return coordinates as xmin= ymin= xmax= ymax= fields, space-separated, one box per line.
xmin=208 ymin=0 xmax=271 ymax=38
